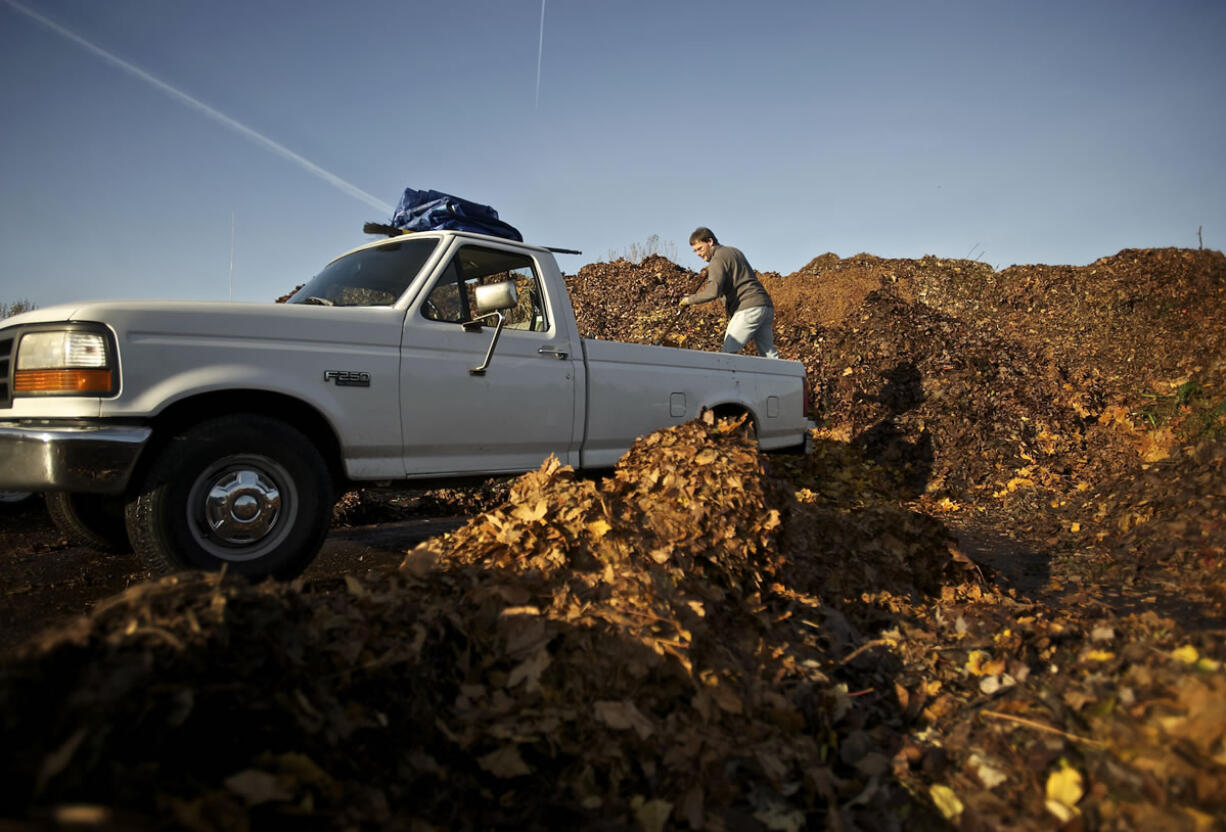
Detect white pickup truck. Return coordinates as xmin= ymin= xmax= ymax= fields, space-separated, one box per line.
xmin=0 ymin=230 xmax=814 ymax=578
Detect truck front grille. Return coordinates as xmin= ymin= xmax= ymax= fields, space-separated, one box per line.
xmin=0 ymin=332 xmax=12 ymax=408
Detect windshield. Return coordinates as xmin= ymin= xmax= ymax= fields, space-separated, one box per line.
xmin=289 ymin=238 xmax=440 ymax=307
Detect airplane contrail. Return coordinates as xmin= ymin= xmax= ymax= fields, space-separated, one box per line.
xmin=3 ymin=0 xmax=395 ymax=215
xmin=535 ymin=0 xmax=546 ymax=109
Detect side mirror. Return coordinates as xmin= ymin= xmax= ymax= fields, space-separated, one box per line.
xmin=474 ymin=281 xmax=518 ymax=314
xmin=463 ymin=281 xmax=519 ymax=375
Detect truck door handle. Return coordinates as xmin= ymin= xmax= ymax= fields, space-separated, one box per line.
xmin=538 ymin=346 xmax=568 ymax=360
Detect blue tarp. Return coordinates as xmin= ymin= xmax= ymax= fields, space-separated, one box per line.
xmin=390 ymin=188 xmax=522 ymax=242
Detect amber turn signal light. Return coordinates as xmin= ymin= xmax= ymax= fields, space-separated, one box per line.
xmin=14 ymin=369 xmax=113 ymax=394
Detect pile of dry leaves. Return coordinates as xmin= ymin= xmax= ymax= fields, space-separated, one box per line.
xmin=3 ymin=244 xmax=1224 ymax=830
xmin=0 ymin=416 xmax=948 ymax=829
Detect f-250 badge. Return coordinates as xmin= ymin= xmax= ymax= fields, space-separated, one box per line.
xmin=323 ymin=370 xmax=371 ymax=387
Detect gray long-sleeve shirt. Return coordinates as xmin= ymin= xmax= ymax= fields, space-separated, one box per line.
xmin=684 ymin=244 xmax=772 ymax=316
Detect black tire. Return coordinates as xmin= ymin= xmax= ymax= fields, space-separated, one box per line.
xmin=45 ymin=492 xmax=131 ymax=552
xmin=125 ymin=415 xmax=334 ymax=580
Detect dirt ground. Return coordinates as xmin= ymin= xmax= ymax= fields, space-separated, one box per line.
xmin=2 ymin=245 xmax=1224 ymax=830
xmin=0 ymin=495 xmax=475 ymax=654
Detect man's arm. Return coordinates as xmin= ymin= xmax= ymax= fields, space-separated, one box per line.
xmin=683 ymin=257 xmax=728 ymax=306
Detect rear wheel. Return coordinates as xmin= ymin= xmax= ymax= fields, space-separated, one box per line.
xmin=45 ymin=492 xmax=130 ymax=552
xmin=125 ymin=415 xmax=334 ymax=580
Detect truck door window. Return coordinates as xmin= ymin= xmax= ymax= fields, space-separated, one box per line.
xmin=421 ymin=262 xmax=465 ymax=323
xmin=423 ymin=246 xmax=548 ymax=332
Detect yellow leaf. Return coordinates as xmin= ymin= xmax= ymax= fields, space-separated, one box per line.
xmin=1171 ymin=645 xmax=1200 ymax=665
xmin=1070 ymin=522 xmax=1081 ymax=533
xmin=1084 ymin=649 xmax=1115 ymax=662
xmin=586 ymin=519 xmax=612 ymax=538
xmin=1045 ymin=762 xmax=1083 ymax=821
xmin=795 ymin=487 xmax=819 ymax=503
xmin=929 ymin=784 xmax=963 ymax=820
xmin=965 ymin=650 xmax=992 ymax=676
xmin=512 ymin=499 xmax=549 ymax=523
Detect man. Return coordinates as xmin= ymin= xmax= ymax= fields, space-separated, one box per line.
xmin=679 ymin=227 xmax=780 ymax=359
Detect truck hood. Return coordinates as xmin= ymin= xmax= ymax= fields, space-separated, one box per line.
xmin=4 ymin=299 xmax=406 ymax=347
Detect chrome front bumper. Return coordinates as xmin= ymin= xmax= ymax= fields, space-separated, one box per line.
xmin=0 ymin=422 xmax=152 ymax=494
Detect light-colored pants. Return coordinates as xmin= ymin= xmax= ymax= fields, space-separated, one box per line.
xmin=723 ymin=305 xmax=779 ymax=359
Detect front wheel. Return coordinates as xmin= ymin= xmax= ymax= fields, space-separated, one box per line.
xmin=125 ymin=415 xmax=334 ymax=580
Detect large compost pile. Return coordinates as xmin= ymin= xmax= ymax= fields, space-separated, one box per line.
xmin=2 ymin=245 xmax=1225 ymax=830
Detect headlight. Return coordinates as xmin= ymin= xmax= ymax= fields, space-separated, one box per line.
xmin=14 ymin=327 xmax=115 ymax=395
xmin=17 ymin=331 xmax=107 ymax=369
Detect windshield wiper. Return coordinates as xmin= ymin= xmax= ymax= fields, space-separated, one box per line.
xmin=302 ymin=296 xmax=335 ymax=306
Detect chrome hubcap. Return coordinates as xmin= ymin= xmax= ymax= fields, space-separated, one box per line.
xmin=204 ymin=469 xmax=282 ymax=544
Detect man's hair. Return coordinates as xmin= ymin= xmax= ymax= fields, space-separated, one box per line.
xmin=689 ymin=227 xmax=718 ymax=245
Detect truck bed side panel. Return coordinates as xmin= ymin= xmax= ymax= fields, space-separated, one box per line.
xmin=579 ymin=339 xmax=810 ymax=467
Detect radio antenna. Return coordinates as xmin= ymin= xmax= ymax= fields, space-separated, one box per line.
xmin=228 ymin=211 xmax=236 ymax=301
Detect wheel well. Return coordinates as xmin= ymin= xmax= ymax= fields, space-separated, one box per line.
xmin=708 ymin=403 xmax=758 ymax=434
xmin=130 ymin=390 xmax=345 ymax=494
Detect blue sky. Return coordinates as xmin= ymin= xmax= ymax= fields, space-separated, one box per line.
xmin=2 ymin=0 xmax=1224 ymax=308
